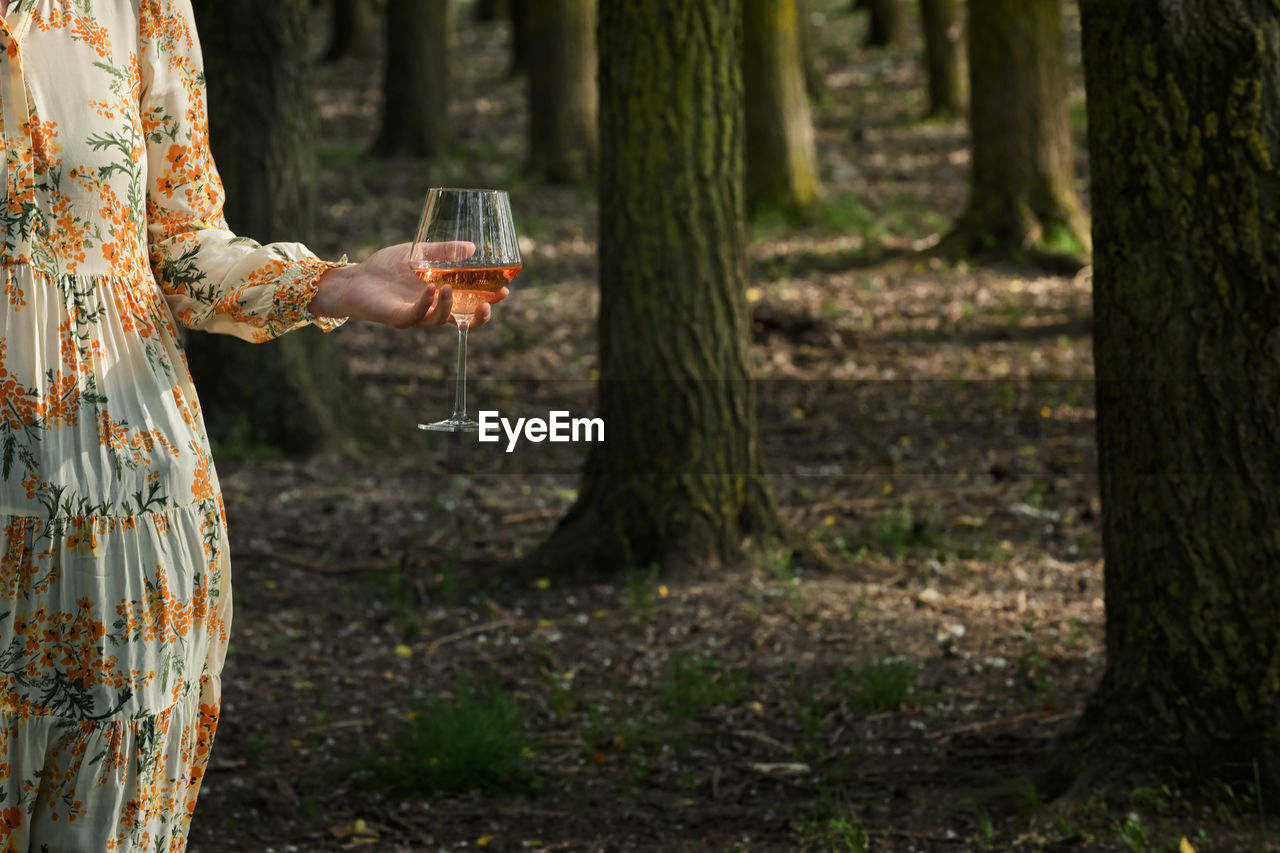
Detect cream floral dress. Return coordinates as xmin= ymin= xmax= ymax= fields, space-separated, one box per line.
xmin=0 ymin=1 xmax=343 ymax=849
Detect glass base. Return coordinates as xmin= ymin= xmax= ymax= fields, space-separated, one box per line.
xmin=418 ymin=417 xmax=479 ymax=433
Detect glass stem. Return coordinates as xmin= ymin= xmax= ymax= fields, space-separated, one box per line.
xmin=450 ymin=319 xmax=469 ymax=422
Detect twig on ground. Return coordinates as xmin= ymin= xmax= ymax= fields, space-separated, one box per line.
xmin=732 ymin=729 xmax=793 ymax=753
xmin=924 ymin=710 xmax=1077 ymax=743
xmin=425 ymin=617 xmax=518 ymax=652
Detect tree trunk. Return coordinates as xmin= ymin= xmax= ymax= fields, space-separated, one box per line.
xmin=323 ymin=0 xmax=379 ymax=62
xmin=525 ymin=0 xmax=597 ymax=184
xmin=506 ymin=0 xmax=530 ymax=77
xmin=372 ymin=0 xmax=452 ymax=158
xmin=743 ymin=0 xmax=822 ymax=212
xmin=919 ymin=0 xmax=966 ymax=118
xmin=521 ymin=0 xmax=783 ymax=577
xmin=473 ymin=0 xmax=507 ymax=22
xmin=192 ymin=0 xmax=373 ymax=454
xmin=797 ymin=0 xmax=827 ymax=101
xmin=944 ymin=0 xmax=1089 ymax=260
xmin=1055 ymin=0 xmax=1280 ymax=801
xmin=861 ymin=0 xmax=907 ymax=49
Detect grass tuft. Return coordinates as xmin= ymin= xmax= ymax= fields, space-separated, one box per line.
xmin=659 ymin=652 xmax=753 ymax=724
xmin=841 ymin=658 xmax=916 ymax=712
xmin=370 ymin=680 xmax=537 ymax=795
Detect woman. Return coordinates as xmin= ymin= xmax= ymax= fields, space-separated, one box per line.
xmin=0 ymin=1 xmax=494 ymax=848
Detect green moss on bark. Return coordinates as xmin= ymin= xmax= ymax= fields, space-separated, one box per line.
xmin=1060 ymin=0 xmax=1280 ymax=801
xmin=743 ymin=0 xmax=822 ymax=211
xmin=520 ymin=0 xmax=785 ymax=578
xmin=944 ymin=0 xmax=1089 ymax=262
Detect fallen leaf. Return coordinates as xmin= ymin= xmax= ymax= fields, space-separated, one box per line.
xmin=749 ymin=762 xmax=810 ymax=776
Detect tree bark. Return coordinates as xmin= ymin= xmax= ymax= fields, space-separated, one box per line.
xmin=525 ymin=0 xmax=597 ymax=184
xmin=919 ymin=0 xmax=966 ymax=118
xmin=191 ymin=0 xmax=373 ymax=454
xmin=521 ymin=0 xmax=783 ymax=577
xmin=372 ymin=0 xmax=452 ymax=158
xmin=743 ymin=0 xmax=822 ymax=212
xmin=323 ymin=0 xmax=379 ymax=63
xmin=860 ymin=0 xmax=907 ymax=49
xmin=1055 ymin=0 xmax=1280 ymax=801
xmin=506 ymin=0 xmax=530 ymax=77
xmin=944 ymin=0 xmax=1089 ymax=260
xmin=473 ymin=0 xmax=507 ymax=23
xmin=797 ymin=0 xmax=827 ymax=101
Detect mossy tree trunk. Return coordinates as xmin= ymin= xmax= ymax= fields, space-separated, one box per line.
xmin=522 ymin=0 xmax=782 ymax=577
xmin=372 ymin=0 xmax=452 ymax=157
xmin=322 ymin=0 xmax=378 ymax=62
xmin=743 ymin=0 xmax=822 ymax=212
xmin=1051 ymin=0 xmax=1280 ymax=800
xmin=919 ymin=0 xmax=966 ymax=118
xmin=797 ymin=0 xmax=827 ymax=100
xmin=525 ymin=0 xmax=597 ymax=184
xmin=191 ymin=0 xmax=374 ymax=454
xmin=944 ymin=0 xmax=1089 ymax=259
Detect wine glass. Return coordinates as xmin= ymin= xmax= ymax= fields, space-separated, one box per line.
xmin=411 ymin=188 xmax=521 ymax=432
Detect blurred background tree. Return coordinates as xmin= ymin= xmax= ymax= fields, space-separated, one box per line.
xmin=524 ymin=0 xmax=597 ymax=184
xmin=322 ymin=0 xmax=378 ymax=62
xmin=856 ymin=0 xmax=907 ymax=49
xmin=919 ymin=0 xmax=967 ymax=118
xmin=473 ymin=0 xmax=507 ymax=22
xmin=743 ymin=0 xmax=823 ymax=212
xmin=944 ymin=0 xmax=1089 ymax=262
xmin=191 ymin=0 xmax=374 ymax=454
xmin=373 ymin=0 xmax=454 ymax=158
xmin=797 ymin=0 xmax=827 ymax=100
xmin=505 ymin=0 xmax=531 ymax=77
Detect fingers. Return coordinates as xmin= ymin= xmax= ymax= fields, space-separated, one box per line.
xmin=401 ymin=283 xmax=436 ymax=327
xmin=416 ymin=241 xmax=477 ymax=263
xmin=413 ymin=285 xmax=453 ymax=327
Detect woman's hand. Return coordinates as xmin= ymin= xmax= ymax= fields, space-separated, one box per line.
xmin=308 ymin=242 xmax=510 ymax=329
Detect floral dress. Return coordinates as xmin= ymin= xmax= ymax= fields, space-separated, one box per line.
xmin=0 ymin=1 xmax=343 ymax=849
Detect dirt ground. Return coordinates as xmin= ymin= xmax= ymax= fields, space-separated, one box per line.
xmin=185 ymin=4 xmax=1277 ymax=852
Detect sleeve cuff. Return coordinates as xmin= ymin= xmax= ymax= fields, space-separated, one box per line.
xmin=281 ymin=254 xmax=350 ymax=334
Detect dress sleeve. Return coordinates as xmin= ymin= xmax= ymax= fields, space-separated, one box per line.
xmin=138 ymin=0 xmax=346 ymax=344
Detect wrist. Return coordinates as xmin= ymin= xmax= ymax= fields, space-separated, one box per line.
xmin=310 ymin=262 xmax=358 ymax=318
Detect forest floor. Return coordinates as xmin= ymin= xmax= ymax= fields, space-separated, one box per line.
xmin=186 ymin=3 xmax=1278 ymax=852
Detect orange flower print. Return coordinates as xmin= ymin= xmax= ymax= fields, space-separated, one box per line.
xmin=0 ymin=1 xmax=344 ymax=847
xmin=189 ymin=442 xmax=213 ymax=502
xmin=70 ymin=15 xmax=111 ymax=58
xmin=0 ymin=806 xmax=21 ymax=839
xmin=26 ymin=118 xmax=60 ymax=175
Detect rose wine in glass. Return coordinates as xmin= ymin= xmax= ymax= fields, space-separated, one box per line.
xmin=411 ymin=188 xmax=521 ymax=432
